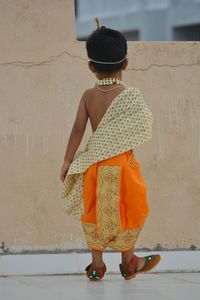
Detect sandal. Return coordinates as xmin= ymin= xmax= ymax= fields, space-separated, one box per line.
xmin=119 ymin=254 xmax=138 ymax=280
xmin=119 ymin=254 xmax=161 ymax=280
xmin=85 ymin=263 xmax=107 ymax=281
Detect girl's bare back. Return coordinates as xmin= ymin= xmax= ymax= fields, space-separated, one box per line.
xmin=85 ymin=86 xmax=127 ymax=132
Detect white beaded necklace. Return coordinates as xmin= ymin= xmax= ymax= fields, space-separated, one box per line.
xmin=95 ymin=77 xmax=127 ymax=92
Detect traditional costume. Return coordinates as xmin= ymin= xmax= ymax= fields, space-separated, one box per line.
xmin=61 ymin=86 xmax=153 ymax=252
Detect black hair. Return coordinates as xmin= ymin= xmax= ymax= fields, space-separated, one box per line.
xmin=86 ymin=26 xmax=127 ymax=74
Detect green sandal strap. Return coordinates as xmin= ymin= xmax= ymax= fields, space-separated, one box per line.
xmin=145 ymin=255 xmax=154 ymax=264
xmin=86 ymin=263 xmax=107 ymax=280
xmin=89 ymin=269 xmax=100 ymax=279
xmin=138 ymin=255 xmax=155 ymax=272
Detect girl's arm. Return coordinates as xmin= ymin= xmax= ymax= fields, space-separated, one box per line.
xmin=63 ymin=91 xmax=89 ymax=164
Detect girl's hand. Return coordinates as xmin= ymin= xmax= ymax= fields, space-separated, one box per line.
xmin=60 ymin=160 xmax=71 ymax=182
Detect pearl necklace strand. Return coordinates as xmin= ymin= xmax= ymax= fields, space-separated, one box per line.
xmin=95 ymin=77 xmax=127 ymax=92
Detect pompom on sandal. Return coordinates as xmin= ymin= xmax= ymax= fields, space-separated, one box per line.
xmin=119 ymin=254 xmax=161 ymax=280
xmin=85 ymin=263 xmax=107 ymax=281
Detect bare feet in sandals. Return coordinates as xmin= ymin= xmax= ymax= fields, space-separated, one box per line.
xmin=119 ymin=254 xmax=161 ymax=280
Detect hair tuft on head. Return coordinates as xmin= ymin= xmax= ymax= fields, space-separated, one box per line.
xmin=86 ymin=26 xmax=127 ymax=74
xmin=95 ymin=17 xmax=101 ymax=29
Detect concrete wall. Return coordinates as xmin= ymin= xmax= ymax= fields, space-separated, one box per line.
xmin=0 ymin=0 xmax=200 ymax=253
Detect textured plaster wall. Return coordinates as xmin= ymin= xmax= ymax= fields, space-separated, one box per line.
xmin=0 ymin=0 xmax=200 ymax=253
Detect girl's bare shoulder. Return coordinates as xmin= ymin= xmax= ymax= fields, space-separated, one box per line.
xmin=82 ymin=87 xmax=96 ymax=96
xmin=82 ymin=87 xmax=96 ymax=102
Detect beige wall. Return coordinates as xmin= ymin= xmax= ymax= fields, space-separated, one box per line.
xmin=0 ymin=0 xmax=200 ymax=253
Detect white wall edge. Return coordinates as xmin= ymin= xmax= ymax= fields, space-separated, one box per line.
xmin=0 ymin=251 xmax=200 ymax=276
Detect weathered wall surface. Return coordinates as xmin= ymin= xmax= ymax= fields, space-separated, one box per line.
xmin=0 ymin=0 xmax=199 ymax=253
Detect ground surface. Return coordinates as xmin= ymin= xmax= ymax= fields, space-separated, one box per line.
xmin=0 ymin=272 xmax=200 ymax=300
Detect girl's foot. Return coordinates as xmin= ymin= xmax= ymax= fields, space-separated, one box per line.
xmin=85 ymin=262 xmax=107 ymax=280
xmin=119 ymin=254 xmax=161 ymax=280
xmin=121 ymin=256 xmax=146 ymax=273
xmin=134 ymin=254 xmax=161 ymax=274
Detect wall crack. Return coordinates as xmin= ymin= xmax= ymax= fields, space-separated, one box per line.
xmin=0 ymin=49 xmax=199 ymax=70
xmin=127 ymin=62 xmax=200 ymax=71
xmin=0 ymin=50 xmax=86 ymax=68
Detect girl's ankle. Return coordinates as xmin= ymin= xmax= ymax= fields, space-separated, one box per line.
xmin=92 ymin=262 xmax=105 ymax=268
xmin=122 ymin=255 xmax=134 ymax=264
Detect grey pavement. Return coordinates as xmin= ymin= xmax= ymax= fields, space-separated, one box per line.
xmin=0 ymin=272 xmax=200 ymax=300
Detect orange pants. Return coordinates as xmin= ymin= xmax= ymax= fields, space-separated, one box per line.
xmin=80 ymin=149 xmax=149 ymax=252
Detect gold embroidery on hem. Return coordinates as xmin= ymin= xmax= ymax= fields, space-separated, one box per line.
xmin=96 ymin=165 xmax=121 ymax=240
xmin=81 ymin=221 xmax=142 ymax=251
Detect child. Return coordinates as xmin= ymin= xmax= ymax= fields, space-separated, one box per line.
xmin=60 ymin=19 xmax=161 ymax=281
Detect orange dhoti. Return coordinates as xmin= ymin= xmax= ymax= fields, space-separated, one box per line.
xmin=80 ymin=149 xmax=149 ymax=252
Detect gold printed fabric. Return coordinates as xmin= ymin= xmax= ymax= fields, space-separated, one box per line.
xmin=81 ymin=222 xmax=142 ymax=251
xmin=96 ymin=166 xmax=121 ymax=241
xmin=81 ymin=165 xmax=143 ymax=251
